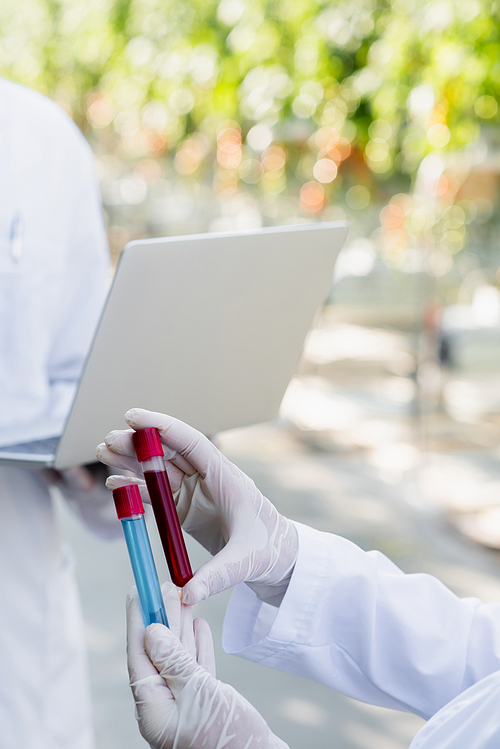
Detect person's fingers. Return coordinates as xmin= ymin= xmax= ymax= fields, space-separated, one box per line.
xmin=164 ymin=451 xmax=197 ymax=478
xmin=161 ymin=583 xmax=182 ymax=638
xmin=101 ymin=418 xmax=196 ymax=483
xmin=160 ymin=582 xmax=198 ymax=660
xmin=96 ymin=443 xmax=139 ymax=473
xmin=156 ymin=461 xmax=187 ymax=494
xmin=125 ymin=408 xmax=219 ymax=478
xmin=144 ymin=624 xmax=204 ymax=697
xmin=104 ymin=429 xmax=136 ymax=455
xmin=127 ymin=588 xmax=174 ymax=728
xmin=181 ymin=542 xmax=247 ymax=604
xmin=179 ymin=603 xmax=196 ymax=658
xmin=193 ymin=618 xmax=216 ymax=677
xmin=99 ymin=439 xmax=184 ymax=492
xmin=60 ymin=466 xmax=95 ymax=492
xmin=106 ymin=475 xmax=151 ymax=504
xmin=106 ymin=428 xmax=181 ymax=465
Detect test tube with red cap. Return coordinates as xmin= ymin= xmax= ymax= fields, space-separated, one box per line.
xmin=113 ymin=483 xmax=168 ymax=628
xmin=133 ymin=428 xmax=193 ymax=588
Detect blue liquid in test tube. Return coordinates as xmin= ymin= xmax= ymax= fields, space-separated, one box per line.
xmin=113 ymin=484 xmax=168 ymax=628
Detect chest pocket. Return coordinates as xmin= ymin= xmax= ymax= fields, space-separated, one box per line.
xmin=0 ymin=222 xmax=23 ymax=276
xmin=0 ymin=125 xmax=22 ymax=277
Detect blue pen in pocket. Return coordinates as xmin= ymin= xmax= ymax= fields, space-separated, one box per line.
xmin=113 ymin=484 xmax=169 ymax=628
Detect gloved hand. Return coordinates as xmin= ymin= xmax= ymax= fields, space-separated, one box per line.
xmin=44 ymin=463 xmax=122 ymax=540
xmin=128 ymin=582 xmax=289 ymax=749
xmin=96 ymin=408 xmax=298 ymax=605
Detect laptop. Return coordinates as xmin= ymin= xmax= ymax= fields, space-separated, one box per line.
xmin=0 ymin=221 xmax=348 ymax=469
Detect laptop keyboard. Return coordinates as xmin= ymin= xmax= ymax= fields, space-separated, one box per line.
xmin=0 ymin=436 xmax=60 ymax=455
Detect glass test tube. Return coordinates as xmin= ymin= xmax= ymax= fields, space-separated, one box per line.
xmin=133 ymin=427 xmax=193 ymax=588
xmin=113 ymin=483 xmax=169 ymax=628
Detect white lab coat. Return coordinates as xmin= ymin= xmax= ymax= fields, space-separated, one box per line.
xmin=0 ymin=79 xmax=111 ymax=749
xmin=223 ymin=521 xmax=500 ymax=748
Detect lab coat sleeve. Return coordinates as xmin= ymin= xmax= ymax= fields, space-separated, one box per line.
xmin=408 ymin=670 xmax=500 ymax=749
xmin=222 ymin=521 xmax=500 ymax=720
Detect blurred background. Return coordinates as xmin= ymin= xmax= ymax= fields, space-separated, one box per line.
xmin=4 ymin=0 xmax=500 ymax=746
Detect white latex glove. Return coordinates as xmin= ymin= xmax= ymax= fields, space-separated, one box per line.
xmin=96 ymin=408 xmax=298 ymax=606
xmin=128 ymin=582 xmax=289 ymax=749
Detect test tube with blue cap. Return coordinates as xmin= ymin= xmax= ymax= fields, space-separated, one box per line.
xmin=113 ymin=483 xmax=169 ymax=628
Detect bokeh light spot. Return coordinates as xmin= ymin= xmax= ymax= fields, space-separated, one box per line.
xmin=427 ymin=124 xmax=451 ymax=148
xmin=313 ymin=158 xmax=338 ymax=183
xmin=346 ymin=185 xmax=370 ymax=210
xmin=474 ymin=95 xmax=498 ymax=119
xmin=300 ymin=181 xmax=325 ymax=213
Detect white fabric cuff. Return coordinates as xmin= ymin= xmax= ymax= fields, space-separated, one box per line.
xmin=222 ymin=521 xmax=331 ymax=662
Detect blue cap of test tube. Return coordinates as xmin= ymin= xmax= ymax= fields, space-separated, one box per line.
xmin=113 ymin=484 xmax=144 ymax=519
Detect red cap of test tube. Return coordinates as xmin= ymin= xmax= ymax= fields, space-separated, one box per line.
xmin=133 ymin=427 xmax=163 ymax=462
xmin=113 ymin=484 xmax=145 ymax=519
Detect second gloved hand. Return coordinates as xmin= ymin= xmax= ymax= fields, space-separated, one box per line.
xmin=129 ymin=584 xmax=289 ymax=749
xmin=44 ymin=463 xmax=122 ymax=541
xmin=96 ymin=408 xmax=298 ymax=606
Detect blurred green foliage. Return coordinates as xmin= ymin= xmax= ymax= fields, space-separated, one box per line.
xmin=1 ymin=0 xmax=499 ymax=220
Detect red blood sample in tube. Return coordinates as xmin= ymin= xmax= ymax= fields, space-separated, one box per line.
xmin=133 ymin=428 xmax=193 ymax=587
